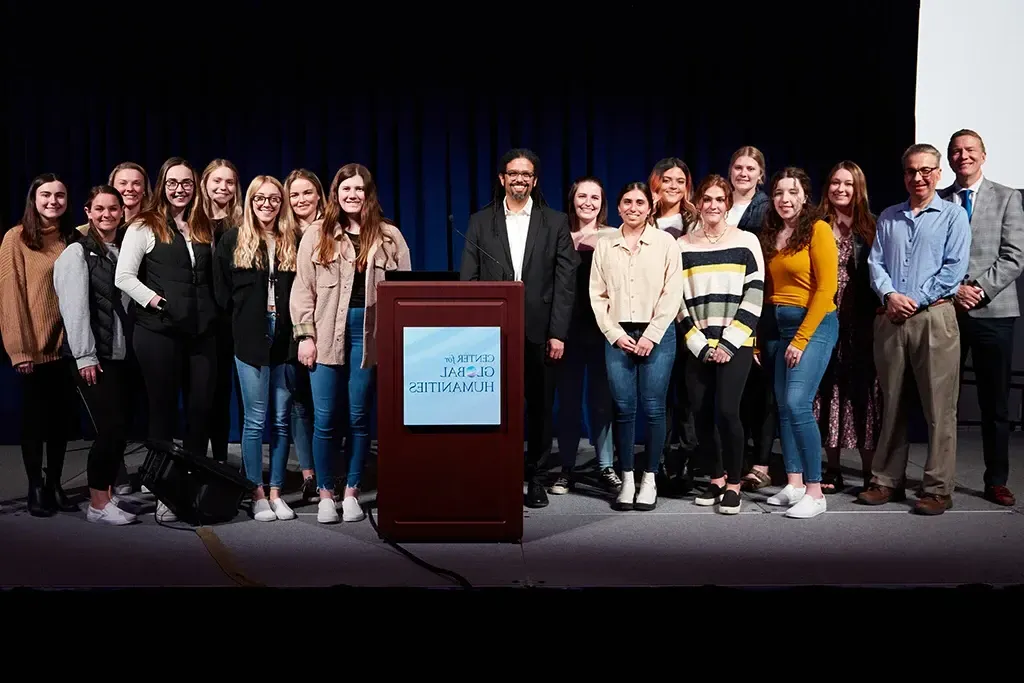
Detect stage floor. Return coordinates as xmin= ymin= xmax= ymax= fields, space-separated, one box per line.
xmin=2 ymin=431 xmax=1022 ymax=590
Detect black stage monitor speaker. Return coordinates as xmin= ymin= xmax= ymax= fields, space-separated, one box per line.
xmin=138 ymin=440 xmax=251 ymax=525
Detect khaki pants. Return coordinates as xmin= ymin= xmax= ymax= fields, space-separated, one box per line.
xmin=871 ymin=302 xmax=960 ymax=496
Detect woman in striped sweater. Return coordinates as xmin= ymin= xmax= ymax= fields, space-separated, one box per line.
xmin=677 ymin=175 xmax=765 ymax=514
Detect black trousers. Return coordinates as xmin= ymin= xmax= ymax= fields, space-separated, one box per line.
xmin=73 ymin=359 xmax=130 ymax=490
xmin=664 ymin=321 xmax=698 ymax=462
xmin=686 ymin=347 xmax=754 ymax=484
xmin=958 ymin=314 xmax=1016 ymax=488
xmin=524 ymin=340 xmax=557 ymax=484
xmin=740 ymin=357 xmax=778 ymax=468
xmin=133 ymin=325 xmax=217 ymax=458
xmin=20 ymin=358 xmax=75 ymax=487
xmin=206 ymin=319 xmax=239 ymax=461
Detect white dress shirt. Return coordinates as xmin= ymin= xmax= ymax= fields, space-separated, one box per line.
xmin=504 ymin=196 xmax=532 ymax=281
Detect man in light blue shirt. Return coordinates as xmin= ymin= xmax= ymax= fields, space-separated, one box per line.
xmin=859 ymin=143 xmax=971 ymax=515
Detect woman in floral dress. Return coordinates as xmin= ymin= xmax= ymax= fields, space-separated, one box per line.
xmin=813 ymin=162 xmax=882 ymax=493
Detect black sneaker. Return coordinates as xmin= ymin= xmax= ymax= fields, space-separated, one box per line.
xmin=599 ymin=467 xmax=622 ymax=492
xmin=549 ymin=473 xmax=572 ymax=495
xmin=301 ymin=476 xmax=317 ymax=501
xmin=718 ymin=489 xmax=741 ymax=515
xmin=694 ymin=483 xmax=724 ymax=507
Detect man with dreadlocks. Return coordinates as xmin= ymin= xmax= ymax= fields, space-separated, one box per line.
xmin=460 ymin=148 xmax=579 ymax=508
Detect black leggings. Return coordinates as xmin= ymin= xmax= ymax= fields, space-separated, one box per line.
xmin=20 ymin=359 xmax=75 ymax=487
xmin=685 ymin=347 xmax=753 ymax=485
xmin=73 ymin=359 xmax=130 ymax=490
xmin=133 ymin=325 xmax=217 ymax=458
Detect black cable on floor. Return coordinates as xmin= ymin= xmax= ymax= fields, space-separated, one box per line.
xmin=365 ymin=505 xmax=473 ymax=589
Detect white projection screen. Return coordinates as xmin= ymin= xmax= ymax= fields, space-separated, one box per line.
xmin=915 ymin=0 xmax=1024 ymax=189
xmin=918 ymin=0 xmax=1024 ymax=421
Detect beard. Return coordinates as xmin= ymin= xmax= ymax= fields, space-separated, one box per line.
xmin=510 ymin=184 xmax=529 ymax=201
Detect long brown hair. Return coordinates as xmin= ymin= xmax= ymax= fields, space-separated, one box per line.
xmin=649 ymin=157 xmax=698 ymax=226
xmin=759 ymin=167 xmax=824 ymax=261
xmin=132 ymin=157 xmax=212 ymax=245
xmin=818 ymin=161 xmax=876 ymax=245
xmin=83 ymin=185 xmax=125 ymax=248
xmin=20 ymin=173 xmax=72 ymax=250
xmin=315 ymin=163 xmax=386 ymax=269
xmin=567 ymin=176 xmax=608 ymax=231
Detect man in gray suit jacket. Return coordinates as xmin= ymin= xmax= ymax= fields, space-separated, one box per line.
xmin=940 ymin=128 xmax=1024 ymax=507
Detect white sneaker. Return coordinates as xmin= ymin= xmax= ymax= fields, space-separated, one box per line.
xmin=252 ymin=498 xmax=277 ymax=522
xmin=767 ymin=484 xmax=806 ymax=507
xmin=114 ymin=484 xmax=132 ymax=496
xmin=317 ymin=498 xmax=339 ymax=524
xmin=87 ymin=501 xmax=137 ymax=526
xmin=634 ymin=472 xmax=657 ymax=511
xmin=341 ymin=496 xmax=365 ymax=522
xmin=271 ymin=498 xmax=295 ymax=521
xmin=141 ymin=485 xmax=152 ymax=495
xmin=155 ymin=501 xmax=177 ymax=523
xmin=786 ymin=494 xmax=827 ymax=519
xmin=614 ymin=471 xmax=635 ymax=510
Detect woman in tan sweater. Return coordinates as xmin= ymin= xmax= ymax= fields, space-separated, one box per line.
xmin=290 ymin=163 xmax=411 ymax=524
xmin=0 ymin=173 xmax=79 ymax=517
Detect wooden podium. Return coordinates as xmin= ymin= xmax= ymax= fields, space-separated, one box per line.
xmin=375 ymin=280 xmax=525 ymax=542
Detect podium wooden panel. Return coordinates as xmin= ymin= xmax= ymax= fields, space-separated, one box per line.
xmin=375 ymin=281 xmax=524 ymax=542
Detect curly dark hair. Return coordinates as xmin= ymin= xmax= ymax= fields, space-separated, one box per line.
xmin=759 ymin=167 xmax=824 ymax=262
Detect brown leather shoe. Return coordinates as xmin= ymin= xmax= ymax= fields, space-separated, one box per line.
xmin=914 ymin=493 xmax=953 ymax=515
xmin=984 ymin=486 xmax=1016 ymax=506
xmin=857 ymin=483 xmax=907 ymax=505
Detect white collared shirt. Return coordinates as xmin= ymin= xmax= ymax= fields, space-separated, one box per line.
xmin=952 ymin=174 xmax=984 ymax=212
xmin=504 ymin=196 xmax=532 ymax=281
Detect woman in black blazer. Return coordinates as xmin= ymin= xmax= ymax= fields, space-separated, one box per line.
xmin=213 ymin=175 xmax=299 ymax=522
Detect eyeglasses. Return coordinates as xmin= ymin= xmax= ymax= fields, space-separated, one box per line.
xmin=165 ymin=179 xmax=195 ymax=191
xmin=504 ymin=171 xmax=535 ymax=180
xmin=904 ymin=166 xmax=937 ymax=179
xmin=253 ymin=195 xmax=282 ymax=207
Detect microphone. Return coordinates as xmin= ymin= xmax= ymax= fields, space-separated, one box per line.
xmin=450 ymin=214 xmax=512 ymax=281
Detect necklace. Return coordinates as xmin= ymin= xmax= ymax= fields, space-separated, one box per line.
xmin=703 ymin=225 xmax=727 ymax=244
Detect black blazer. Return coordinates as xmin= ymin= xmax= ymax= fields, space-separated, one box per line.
xmin=212 ymin=228 xmax=298 ymax=367
xmin=459 ymin=199 xmax=579 ymax=344
xmin=847 ymin=231 xmax=881 ymax=329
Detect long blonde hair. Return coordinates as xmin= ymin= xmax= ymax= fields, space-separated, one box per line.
xmin=190 ymin=159 xmax=243 ymax=240
xmin=279 ymin=169 xmax=326 ymax=237
xmin=233 ymin=175 xmax=296 ymax=272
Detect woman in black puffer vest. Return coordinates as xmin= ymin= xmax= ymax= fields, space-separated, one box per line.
xmin=54 ymin=185 xmax=138 ymax=525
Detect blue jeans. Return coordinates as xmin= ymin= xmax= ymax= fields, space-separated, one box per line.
xmin=234 ymin=314 xmax=293 ymax=490
xmin=604 ymin=323 xmax=676 ymax=473
xmin=308 ymin=307 xmax=375 ymax=491
xmin=556 ymin=335 xmax=614 ymax=469
xmin=287 ymin=362 xmax=315 ymax=472
xmin=765 ymin=306 xmax=838 ymax=484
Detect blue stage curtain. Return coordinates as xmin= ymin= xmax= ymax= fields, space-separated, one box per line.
xmin=0 ymin=4 xmax=921 ymax=444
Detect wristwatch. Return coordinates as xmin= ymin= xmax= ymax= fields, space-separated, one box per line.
xmin=883 ymin=292 xmax=893 ymax=306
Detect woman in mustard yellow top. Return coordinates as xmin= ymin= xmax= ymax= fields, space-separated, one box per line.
xmin=759 ymin=168 xmax=839 ymax=519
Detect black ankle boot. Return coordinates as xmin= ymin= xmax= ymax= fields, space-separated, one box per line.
xmin=45 ymin=472 xmax=79 ymax=512
xmin=27 ymin=484 xmax=54 ymax=517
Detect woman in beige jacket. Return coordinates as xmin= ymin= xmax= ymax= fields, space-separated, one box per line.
xmin=290 ymin=163 xmax=411 ymax=524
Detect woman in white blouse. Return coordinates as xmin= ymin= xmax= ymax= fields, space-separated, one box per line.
xmin=590 ymin=181 xmax=684 ymax=512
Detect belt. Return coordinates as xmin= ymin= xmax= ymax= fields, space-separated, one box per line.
xmin=876 ymin=297 xmax=952 ymax=316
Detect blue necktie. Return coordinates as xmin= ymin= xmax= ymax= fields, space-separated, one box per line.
xmin=959 ymin=189 xmax=973 ymax=220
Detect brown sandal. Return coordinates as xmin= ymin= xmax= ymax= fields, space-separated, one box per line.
xmin=741 ymin=469 xmax=771 ymax=491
